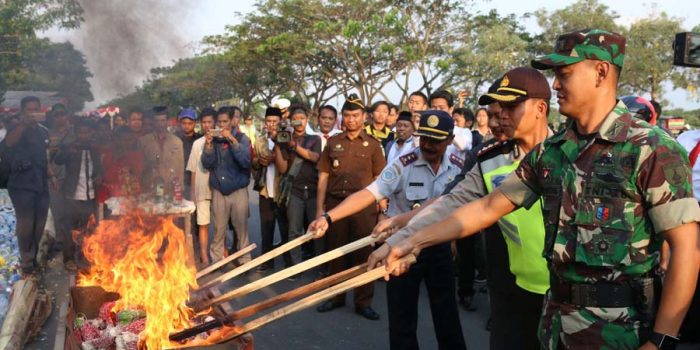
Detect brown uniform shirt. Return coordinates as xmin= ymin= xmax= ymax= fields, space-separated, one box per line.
xmin=318 ymin=130 xmax=386 ymax=198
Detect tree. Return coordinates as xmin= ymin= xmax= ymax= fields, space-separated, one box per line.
xmin=6 ymin=39 xmax=93 ymax=110
xmin=0 ymin=0 xmax=84 ymax=101
xmin=532 ymin=0 xmax=621 ymax=56
xmin=445 ymin=11 xmax=531 ymax=106
xmin=620 ymin=12 xmax=684 ymax=101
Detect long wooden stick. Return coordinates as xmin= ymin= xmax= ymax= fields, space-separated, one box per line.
xmin=170 ymin=264 xmax=367 ymax=342
xmin=167 ymin=255 xmax=416 ymax=349
xmin=197 ymin=232 xmax=315 ymax=290
xmin=195 ymin=235 xmax=379 ymax=311
xmin=196 ymin=244 xmax=256 ymax=279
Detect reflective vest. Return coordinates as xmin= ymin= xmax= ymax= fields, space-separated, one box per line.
xmin=480 ymin=150 xmax=549 ymax=294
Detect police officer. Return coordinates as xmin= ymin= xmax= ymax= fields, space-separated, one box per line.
xmin=371 ymin=68 xmax=552 ymax=350
xmin=381 ymin=29 xmax=700 ymax=350
xmin=310 ymin=110 xmax=466 ymax=349
xmin=313 ymin=94 xmax=386 ymax=320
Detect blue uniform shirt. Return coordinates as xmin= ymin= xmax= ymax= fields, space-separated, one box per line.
xmin=366 ymin=149 xmax=463 ymax=217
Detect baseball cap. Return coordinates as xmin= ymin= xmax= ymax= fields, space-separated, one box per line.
xmin=413 ymin=110 xmax=454 ymax=141
xmin=478 ymin=67 xmax=551 ymax=105
xmin=178 ymin=108 xmax=197 ymax=120
xmin=531 ymin=28 xmax=626 ymax=70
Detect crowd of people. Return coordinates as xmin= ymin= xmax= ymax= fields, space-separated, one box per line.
xmin=0 ymin=27 xmax=699 ymax=350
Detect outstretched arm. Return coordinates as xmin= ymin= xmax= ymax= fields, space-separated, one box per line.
xmin=382 ymin=189 xmax=516 ymax=275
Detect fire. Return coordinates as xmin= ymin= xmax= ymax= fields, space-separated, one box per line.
xmin=77 ymin=209 xmax=198 ymax=349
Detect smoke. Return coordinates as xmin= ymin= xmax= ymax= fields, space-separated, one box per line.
xmin=73 ymin=0 xmax=195 ymax=105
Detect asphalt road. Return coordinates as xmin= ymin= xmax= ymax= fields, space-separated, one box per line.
xmin=25 ymin=186 xmax=700 ymax=350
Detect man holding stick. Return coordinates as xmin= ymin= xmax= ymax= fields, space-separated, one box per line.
xmin=377 ymin=29 xmax=700 ymax=350
xmin=310 ymin=110 xmax=466 ymax=349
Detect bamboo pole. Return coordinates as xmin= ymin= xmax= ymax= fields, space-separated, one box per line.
xmin=195 ymin=235 xmax=379 ymax=311
xmin=196 ymin=244 xmax=256 ymax=279
xmin=170 ymin=264 xmax=366 ymax=342
xmin=166 ymin=255 xmax=415 ymax=349
xmin=197 ymin=232 xmax=315 ymax=291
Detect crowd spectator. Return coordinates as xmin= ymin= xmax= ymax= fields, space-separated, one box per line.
xmin=365 ymin=101 xmax=395 ymax=149
xmin=316 ymin=105 xmax=342 ymax=150
xmin=97 ymin=127 xmax=144 ymax=203
xmin=385 ymin=111 xmax=417 ymax=163
xmin=202 ymin=107 xmax=252 ymax=263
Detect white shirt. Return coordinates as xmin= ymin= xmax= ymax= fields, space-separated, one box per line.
xmin=186 ymin=137 xmax=212 ymax=202
xmin=452 ymin=126 xmax=473 ymax=153
xmin=676 ymin=130 xmax=700 ymax=201
xmin=72 ymin=150 xmax=94 ymax=201
xmin=265 ymin=137 xmax=277 ymax=198
xmin=387 ymin=137 xmax=418 ymax=163
xmin=313 ymin=128 xmax=342 ymax=150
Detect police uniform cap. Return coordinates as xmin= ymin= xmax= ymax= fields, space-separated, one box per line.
xmin=413 ymin=110 xmax=454 ymax=140
xmin=478 ymin=67 xmax=551 ymax=105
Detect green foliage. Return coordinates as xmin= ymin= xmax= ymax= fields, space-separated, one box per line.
xmin=5 ymin=39 xmax=93 ymax=110
xmin=620 ymin=12 xmax=683 ymax=101
xmin=0 ymin=0 xmax=84 ymax=103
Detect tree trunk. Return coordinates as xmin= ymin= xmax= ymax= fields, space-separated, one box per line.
xmin=0 ymin=278 xmax=53 ymax=349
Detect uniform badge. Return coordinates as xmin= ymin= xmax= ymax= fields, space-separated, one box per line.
xmin=596 ymin=205 xmax=610 ymax=222
xmin=380 ymin=164 xmax=400 ymax=184
xmin=363 ymin=141 xmax=369 ymax=147
xmin=412 ymin=203 xmax=421 ymax=209
xmin=334 ymin=144 xmax=344 ymax=151
xmin=501 ymin=75 xmax=510 ymax=87
xmin=332 ymin=159 xmax=340 ymax=168
xmin=427 ymin=115 xmax=440 ymax=127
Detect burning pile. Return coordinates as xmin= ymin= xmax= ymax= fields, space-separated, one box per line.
xmin=76 ymin=209 xmax=209 ymax=349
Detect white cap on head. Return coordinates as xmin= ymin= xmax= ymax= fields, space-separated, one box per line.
xmin=272 ymin=98 xmax=291 ymax=110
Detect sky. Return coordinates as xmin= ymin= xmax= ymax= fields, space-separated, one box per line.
xmin=44 ymin=0 xmax=700 ymax=110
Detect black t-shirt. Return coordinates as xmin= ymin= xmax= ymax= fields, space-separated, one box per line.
xmin=289 ymin=133 xmax=321 ymax=198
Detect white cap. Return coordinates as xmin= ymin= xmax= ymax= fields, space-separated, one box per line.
xmin=272 ymin=98 xmax=291 ymax=110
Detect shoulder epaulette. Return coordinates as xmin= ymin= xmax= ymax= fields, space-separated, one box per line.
xmin=477 ymin=140 xmax=512 ymax=159
xmin=449 ymin=153 xmax=464 ymax=168
xmin=399 ymin=151 xmax=419 ymax=166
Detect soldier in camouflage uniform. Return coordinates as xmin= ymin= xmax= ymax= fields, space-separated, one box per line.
xmin=380 ymin=29 xmax=700 ymax=350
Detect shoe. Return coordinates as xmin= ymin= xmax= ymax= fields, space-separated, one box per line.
xmin=316 ymin=300 xmax=345 ymax=313
xmin=474 ymin=273 xmax=487 ymax=284
xmin=355 ymin=306 xmax=380 ymax=321
xmin=64 ymin=260 xmax=78 ymax=272
xmin=459 ymin=295 xmax=476 ymax=311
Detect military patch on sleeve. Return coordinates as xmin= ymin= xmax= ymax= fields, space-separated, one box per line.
xmin=449 ymin=153 xmax=464 ymax=168
xmin=399 ymin=151 xmax=419 ymax=166
xmin=663 ymin=163 xmax=690 ymax=186
xmin=380 ymin=164 xmax=401 ymax=183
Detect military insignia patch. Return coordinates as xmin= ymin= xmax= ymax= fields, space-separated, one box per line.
xmin=399 ymin=152 xmax=419 ymax=166
xmin=363 ymin=141 xmax=369 ymax=147
xmin=334 ymin=143 xmax=344 ymax=151
xmin=380 ymin=164 xmax=400 ymax=183
xmin=449 ymin=153 xmax=463 ymax=168
xmin=596 ymin=205 xmax=610 ymax=222
xmin=427 ymin=115 xmax=440 ymax=127
xmin=663 ymin=164 xmax=688 ymax=186
xmin=332 ymin=159 xmax=340 ymax=168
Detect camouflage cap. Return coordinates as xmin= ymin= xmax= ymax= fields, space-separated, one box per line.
xmin=531 ymin=29 xmax=626 ymax=70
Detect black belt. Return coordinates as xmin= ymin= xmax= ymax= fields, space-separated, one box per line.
xmin=550 ymin=276 xmax=656 ymax=308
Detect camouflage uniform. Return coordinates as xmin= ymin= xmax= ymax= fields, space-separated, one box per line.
xmin=499 ymin=29 xmax=700 ymax=349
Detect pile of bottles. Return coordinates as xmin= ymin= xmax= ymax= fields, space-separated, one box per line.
xmin=0 ymin=190 xmax=20 ymax=326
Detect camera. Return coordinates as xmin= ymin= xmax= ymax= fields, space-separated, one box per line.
xmin=275 ymin=120 xmax=294 ymax=143
xmin=211 ymin=128 xmax=223 ymax=138
xmin=673 ymin=32 xmax=700 ymax=68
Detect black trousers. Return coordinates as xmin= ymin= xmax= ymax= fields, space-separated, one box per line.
xmin=65 ymin=198 xmax=97 ymax=263
xmin=386 ymin=243 xmax=467 ymax=350
xmin=258 ymin=195 xmax=291 ymax=267
xmin=489 ymin=285 xmax=544 ymax=350
xmin=9 ymin=188 xmax=49 ymax=270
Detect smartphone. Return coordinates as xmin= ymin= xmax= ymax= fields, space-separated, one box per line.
xmin=211 ymin=128 xmax=223 ymax=137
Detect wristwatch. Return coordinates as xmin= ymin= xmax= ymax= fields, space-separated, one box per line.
xmin=322 ymin=212 xmax=333 ymax=225
xmin=649 ymin=332 xmax=679 ymax=350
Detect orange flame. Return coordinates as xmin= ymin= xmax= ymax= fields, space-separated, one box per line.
xmin=77 ymin=209 xmax=198 ymax=349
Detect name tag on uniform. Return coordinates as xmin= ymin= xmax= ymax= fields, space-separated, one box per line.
xmin=408 ymin=182 xmax=424 ymax=187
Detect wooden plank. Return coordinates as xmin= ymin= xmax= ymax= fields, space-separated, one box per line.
xmin=196 ymin=244 xmax=256 ymax=279
xmin=195 ymin=235 xmax=379 ymax=311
